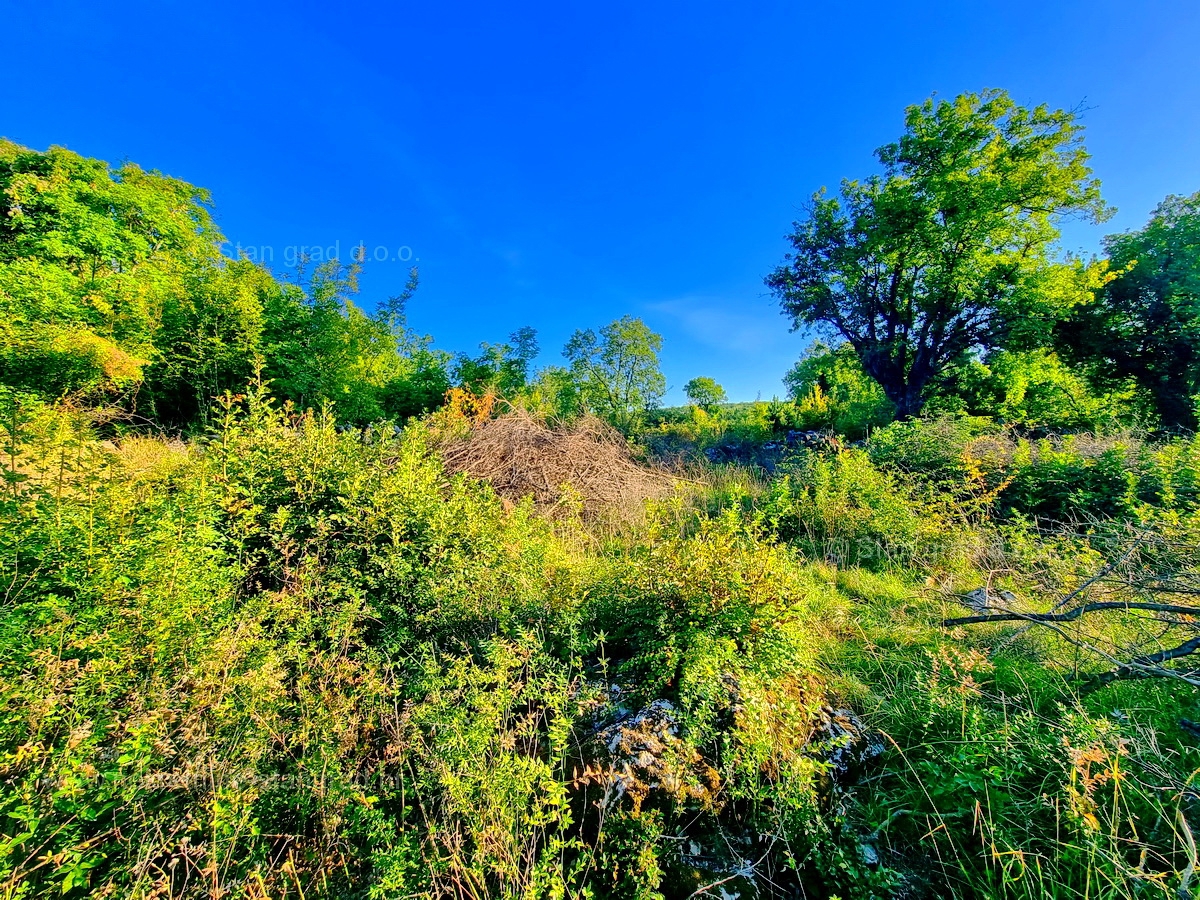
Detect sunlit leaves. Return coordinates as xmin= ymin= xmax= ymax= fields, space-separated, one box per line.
xmin=767 ymin=89 xmax=1110 ymax=417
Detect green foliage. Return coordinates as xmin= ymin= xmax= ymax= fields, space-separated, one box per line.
xmin=259 ymin=260 xmax=450 ymax=426
xmin=0 ymin=389 xmax=845 ymax=898
xmin=865 ymin=415 xmax=1012 ymax=522
xmin=587 ymin=508 xmax=832 ymax=705
xmin=868 ymin=415 xmax=1200 ymax=524
xmin=0 ymin=139 xmax=222 ymax=403
xmin=0 ymin=385 xmax=596 ymax=897
xmin=642 ymin=401 xmax=780 ymax=459
xmin=758 ymin=449 xmax=949 ymax=568
xmin=0 ymin=141 xmax=449 ymax=429
xmin=145 ymin=257 xmax=277 ymax=424
xmin=949 ymin=348 xmax=1139 ymax=429
xmin=1059 ymin=189 xmax=1200 ymax=430
xmin=564 ymin=315 xmax=666 ymax=431
xmin=1 ymin=386 xmax=1197 ymax=897
xmin=523 ymin=364 xmax=586 ymax=422
xmin=400 ymin=636 xmax=595 ymax=898
xmin=843 ymin=630 xmax=1198 ymax=900
xmin=822 ymin=540 xmax=1200 ymax=900
xmin=783 ymin=341 xmax=894 ymax=437
xmin=452 ymin=326 xmax=539 ymax=398
xmin=766 ymin=89 xmax=1111 ymax=417
xmin=996 ymin=433 xmax=1200 ymax=523
xmin=682 ymin=376 xmax=726 ymax=412
xmin=3 ymin=123 xmax=1199 ymax=900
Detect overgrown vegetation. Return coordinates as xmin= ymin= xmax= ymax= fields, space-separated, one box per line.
xmin=2 ymin=89 xmax=1199 ymax=899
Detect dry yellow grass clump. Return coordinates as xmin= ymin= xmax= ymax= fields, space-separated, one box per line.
xmin=440 ymin=410 xmax=673 ymax=518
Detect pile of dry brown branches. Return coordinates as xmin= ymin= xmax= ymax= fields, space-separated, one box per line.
xmin=440 ymin=410 xmax=674 ymax=518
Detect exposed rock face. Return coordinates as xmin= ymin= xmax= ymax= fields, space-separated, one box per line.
xmin=810 ymin=706 xmax=886 ymax=785
xmin=579 ymin=698 xmax=887 ymax=898
xmin=961 ymin=586 xmax=1019 ymax=613
xmin=584 ymin=699 xmax=721 ymax=813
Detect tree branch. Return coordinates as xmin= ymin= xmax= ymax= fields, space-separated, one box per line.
xmin=944 ymin=600 xmax=1199 ymax=628
xmin=1081 ymin=636 xmax=1200 ymax=693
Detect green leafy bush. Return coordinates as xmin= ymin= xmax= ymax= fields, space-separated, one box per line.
xmin=0 ymin=389 xmax=900 ymax=899
xmin=954 ymin=348 xmax=1140 ymax=429
xmin=783 ymin=341 xmax=894 ymax=439
xmin=758 ymin=449 xmax=951 ymax=569
xmin=869 ymin=416 xmax=1200 ymax=525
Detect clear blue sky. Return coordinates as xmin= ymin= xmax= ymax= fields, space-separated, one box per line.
xmin=6 ymin=0 xmax=1199 ymax=402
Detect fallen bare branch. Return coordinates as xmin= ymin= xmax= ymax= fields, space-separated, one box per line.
xmin=945 ymin=600 xmax=1199 ymax=628
xmin=1082 ymin=636 xmax=1200 ymax=692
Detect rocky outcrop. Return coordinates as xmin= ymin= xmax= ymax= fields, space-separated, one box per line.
xmin=810 ymin=705 xmax=886 ymax=785
xmin=577 ymin=697 xmax=886 ymax=898
xmin=582 ymin=699 xmax=721 ymax=813
xmin=961 ymin=586 xmax=1019 ymax=613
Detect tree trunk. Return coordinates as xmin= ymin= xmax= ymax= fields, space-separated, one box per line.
xmin=890 ymin=385 xmax=926 ymax=419
xmin=864 ymin=357 xmax=927 ymax=419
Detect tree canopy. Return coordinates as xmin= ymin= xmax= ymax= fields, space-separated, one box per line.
xmin=0 ymin=138 xmax=227 ymax=404
xmin=766 ymin=89 xmax=1110 ymax=418
xmin=563 ymin=315 xmax=665 ymax=430
xmin=453 ymin=326 xmax=539 ymax=398
xmin=0 ymin=140 xmax=450 ymax=427
xmin=683 ymin=376 xmax=727 ymax=411
xmin=1057 ymin=190 xmax=1200 ymax=430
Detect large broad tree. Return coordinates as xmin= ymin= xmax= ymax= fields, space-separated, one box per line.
xmin=1057 ymin=191 xmax=1200 ymax=430
xmin=684 ymin=376 xmax=727 ymax=412
xmin=766 ymin=90 xmax=1110 ymax=418
xmin=563 ymin=315 xmax=665 ymax=430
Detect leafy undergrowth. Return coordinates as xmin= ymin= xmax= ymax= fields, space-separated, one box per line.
xmin=1 ymin=391 xmax=1197 ymax=899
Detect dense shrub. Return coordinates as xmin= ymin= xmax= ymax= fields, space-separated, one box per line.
xmin=869 ymin=416 xmax=1200 ymax=525
xmin=757 ymin=448 xmax=954 ymax=568
xmin=0 ymin=390 xmax=884 ymax=899
xmin=783 ymin=341 xmax=894 ymax=439
xmin=868 ymin=415 xmax=999 ymax=490
xmin=953 ymin=349 xmax=1140 ymax=429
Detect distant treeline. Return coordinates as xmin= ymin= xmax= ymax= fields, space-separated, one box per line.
xmin=3 ymin=97 xmax=1198 ymax=442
